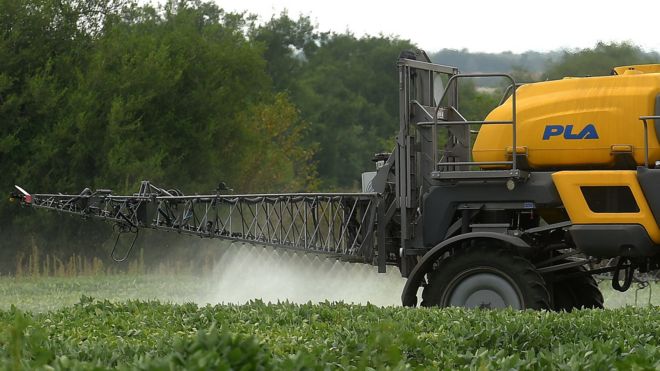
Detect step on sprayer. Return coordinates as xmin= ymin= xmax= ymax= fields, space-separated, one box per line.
xmin=11 ymin=50 xmax=660 ymax=310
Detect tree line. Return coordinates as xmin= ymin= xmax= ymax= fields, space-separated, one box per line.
xmin=0 ymin=0 xmax=657 ymax=272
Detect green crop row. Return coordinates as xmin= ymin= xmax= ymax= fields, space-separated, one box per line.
xmin=1 ymin=298 xmax=660 ymax=370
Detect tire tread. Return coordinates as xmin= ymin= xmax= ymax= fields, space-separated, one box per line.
xmin=421 ymin=245 xmax=550 ymax=309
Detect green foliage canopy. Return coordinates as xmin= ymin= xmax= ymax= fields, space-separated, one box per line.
xmin=544 ymin=42 xmax=660 ymax=80
xmin=0 ymin=0 xmax=317 ymax=267
xmin=4 ymin=0 xmax=315 ymax=196
xmin=4 ymin=299 xmax=660 ymax=369
xmin=293 ymin=35 xmax=414 ymax=188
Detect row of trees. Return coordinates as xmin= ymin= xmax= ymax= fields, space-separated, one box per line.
xmin=0 ymin=0 xmax=418 ymax=269
xmin=0 ymin=0 xmax=657 ymax=271
xmin=2 ymin=0 xmax=319 ymax=197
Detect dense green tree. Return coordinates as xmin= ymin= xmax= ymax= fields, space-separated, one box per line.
xmin=0 ymin=0 xmax=124 ymax=271
xmin=0 ymin=0 xmax=317 ymax=272
xmin=457 ymin=81 xmax=501 ymax=122
xmin=0 ymin=0 xmax=99 ymax=192
xmin=250 ymin=12 xmax=321 ymax=93
xmin=293 ymin=34 xmax=414 ymax=189
xmin=544 ymin=42 xmax=660 ymax=80
xmin=57 ymin=2 xmax=272 ymax=193
xmin=5 ymin=0 xmax=316 ymax=196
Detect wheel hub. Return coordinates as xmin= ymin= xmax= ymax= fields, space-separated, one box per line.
xmin=445 ymin=271 xmax=523 ymax=309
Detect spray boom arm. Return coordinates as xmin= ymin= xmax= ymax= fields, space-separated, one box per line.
xmin=12 ymin=181 xmax=380 ymax=263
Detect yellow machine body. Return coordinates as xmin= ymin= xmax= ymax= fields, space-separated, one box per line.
xmin=551 ymin=170 xmax=660 ymax=243
xmin=472 ymin=66 xmax=660 ymax=169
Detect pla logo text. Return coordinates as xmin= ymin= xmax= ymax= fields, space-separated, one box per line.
xmin=542 ymin=124 xmax=599 ymax=140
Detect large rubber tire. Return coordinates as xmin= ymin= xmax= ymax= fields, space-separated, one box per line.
xmin=421 ymin=247 xmax=550 ymax=309
xmin=551 ymin=266 xmax=604 ymax=311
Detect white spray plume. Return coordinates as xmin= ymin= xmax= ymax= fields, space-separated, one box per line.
xmin=201 ymin=242 xmax=406 ymax=306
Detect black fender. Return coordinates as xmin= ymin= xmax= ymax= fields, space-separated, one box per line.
xmin=400 ymin=232 xmax=530 ymax=307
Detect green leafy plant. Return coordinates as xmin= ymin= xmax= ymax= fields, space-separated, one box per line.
xmin=2 ymin=296 xmax=660 ymax=369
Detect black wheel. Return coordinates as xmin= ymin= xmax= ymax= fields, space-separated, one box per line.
xmin=550 ymin=266 xmax=604 ymax=311
xmin=421 ymin=246 xmax=550 ymax=309
xmin=551 ymin=280 xmax=578 ymax=311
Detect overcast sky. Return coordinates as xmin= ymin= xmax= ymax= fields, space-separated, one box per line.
xmin=211 ymin=0 xmax=660 ymax=54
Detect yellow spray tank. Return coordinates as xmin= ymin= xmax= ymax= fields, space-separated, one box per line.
xmin=472 ymin=65 xmax=660 ymax=169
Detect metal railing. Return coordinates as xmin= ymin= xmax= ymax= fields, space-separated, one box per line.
xmin=427 ymin=73 xmax=519 ymax=173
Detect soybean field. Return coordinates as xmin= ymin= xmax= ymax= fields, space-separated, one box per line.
xmin=2 ymin=297 xmax=660 ymax=369
xmin=1 ymin=248 xmax=660 ymax=370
